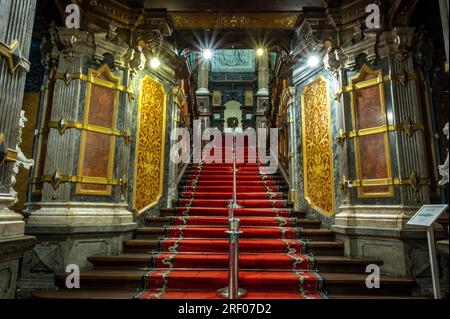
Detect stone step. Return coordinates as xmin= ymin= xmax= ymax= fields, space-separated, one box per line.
xmin=144 ymin=216 xmax=322 ymax=229
xmin=159 ymin=208 xmax=307 ymax=219
xmin=124 ymin=239 xmax=344 ymax=256
xmin=88 ymin=253 xmax=383 ymax=273
xmin=52 ymin=269 xmax=414 ymax=296
xmin=32 ymin=289 xmax=424 ymax=300
xmin=134 ymin=227 xmax=335 ymax=241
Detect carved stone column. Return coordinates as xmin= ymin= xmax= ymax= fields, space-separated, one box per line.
xmin=196 ymin=59 xmax=210 ymax=95
xmin=18 ymin=27 xmax=136 ymax=296
xmin=196 ymin=58 xmax=211 ymax=133
xmin=167 ymin=86 xmax=188 ymax=207
xmin=257 ymin=52 xmax=269 ymax=96
xmin=0 ymin=0 xmax=37 ymax=299
xmin=438 ymin=0 xmax=449 ymax=69
xmin=331 ymin=28 xmax=436 ymax=285
xmin=281 ymin=87 xmax=301 ymax=210
xmin=255 ymin=53 xmax=270 ymax=130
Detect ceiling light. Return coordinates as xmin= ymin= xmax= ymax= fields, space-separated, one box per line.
xmin=256 ymin=48 xmax=265 ymax=57
xmin=150 ymin=57 xmax=161 ymax=69
xmin=307 ymin=55 xmax=320 ymax=68
xmin=203 ymin=49 xmax=212 ymax=60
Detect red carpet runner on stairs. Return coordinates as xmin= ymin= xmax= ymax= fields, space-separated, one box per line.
xmin=134 ymin=143 xmax=327 ymax=299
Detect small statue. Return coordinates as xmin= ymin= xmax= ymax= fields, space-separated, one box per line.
xmin=438 ymin=122 xmax=449 ymax=186
xmin=10 ymin=111 xmax=34 ymax=206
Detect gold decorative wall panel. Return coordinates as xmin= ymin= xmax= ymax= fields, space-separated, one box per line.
xmin=169 ymin=13 xmax=299 ymax=29
xmin=301 ymin=77 xmax=335 ymax=216
xmin=350 ymin=64 xmax=393 ymax=198
xmin=76 ymin=64 xmax=120 ymax=196
xmin=133 ymin=76 xmax=167 ymax=214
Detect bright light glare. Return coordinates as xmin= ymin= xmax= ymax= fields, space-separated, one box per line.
xmin=203 ymin=49 xmax=212 ymax=59
xmin=307 ymin=55 xmax=320 ymax=68
xmin=150 ymin=57 xmax=161 ymax=69
xmin=256 ymin=48 xmax=265 ymax=56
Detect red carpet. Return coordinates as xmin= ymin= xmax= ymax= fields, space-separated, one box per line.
xmin=135 ymin=144 xmax=327 ymax=299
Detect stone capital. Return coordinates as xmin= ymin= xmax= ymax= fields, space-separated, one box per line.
xmin=50 ymin=26 xmax=129 ymax=69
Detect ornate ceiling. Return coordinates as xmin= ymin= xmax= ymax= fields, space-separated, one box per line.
xmin=49 ymin=0 xmax=372 ymax=51
xmin=126 ymin=0 xmax=335 ymax=12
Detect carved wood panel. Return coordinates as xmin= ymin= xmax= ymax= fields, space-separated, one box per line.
xmin=132 ymin=76 xmax=167 ymax=214
xmin=301 ymin=77 xmax=335 ymax=216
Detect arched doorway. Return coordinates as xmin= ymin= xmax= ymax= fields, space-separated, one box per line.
xmin=223 ymin=100 xmax=243 ymax=133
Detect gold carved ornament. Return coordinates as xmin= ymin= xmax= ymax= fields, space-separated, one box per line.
xmin=340 ymin=171 xmax=430 ymax=194
xmin=33 ymin=169 xmax=127 ymax=193
xmin=41 ymin=118 xmax=130 ymax=144
xmin=53 ymin=71 xmax=134 ymax=101
xmin=0 ymin=40 xmax=22 ymax=74
xmin=132 ymin=76 xmax=167 ymax=214
xmin=337 ymin=117 xmax=424 ymax=145
xmin=0 ymin=133 xmax=18 ymax=165
xmin=301 ymin=77 xmax=336 ymax=216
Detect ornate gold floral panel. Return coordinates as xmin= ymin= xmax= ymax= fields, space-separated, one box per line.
xmin=76 ymin=64 xmax=120 ymax=196
xmin=350 ymin=65 xmax=393 ymax=198
xmin=301 ymin=77 xmax=335 ymax=216
xmin=133 ymin=75 xmax=167 ymax=214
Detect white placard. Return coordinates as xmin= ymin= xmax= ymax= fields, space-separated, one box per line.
xmin=407 ymin=204 xmax=448 ymax=227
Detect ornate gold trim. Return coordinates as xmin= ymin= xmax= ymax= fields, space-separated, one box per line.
xmin=0 ymin=40 xmax=21 ymax=74
xmin=54 ymin=71 xmax=134 ymax=100
xmin=34 ymin=173 xmax=126 ymax=191
xmin=132 ymin=75 xmax=167 ymax=214
xmin=337 ymin=117 xmax=424 ymax=144
xmin=75 ymin=64 xmax=120 ymax=196
xmin=349 ymin=65 xmax=394 ymax=198
xmin=0 ymin=133 xmax=18 ymax=165
xmin=43 ymin=118 xmax=130 ymax=142
xmin=341 ymin=171 xmax=430 ymax=194
xmin=301 ymin=76 xmax=336 ymax=216
xmin=334 ymin=71 xmax=418 ymax=101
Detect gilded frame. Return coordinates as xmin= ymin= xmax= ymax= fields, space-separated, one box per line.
xmin=301 ymin=76 xmax=336 ymax=216
xmin=349 ymin=64 xmax=394 ymax=198
xmin=132 ymin=75 xmax=167 ymax=214
xmin=75 ymin=64 xmax=120 ymax=196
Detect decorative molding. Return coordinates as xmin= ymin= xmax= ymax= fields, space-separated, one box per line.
xmin=275 ymin=14 xmax=298 ymax=28
xmin=169 ymin=12 xmax=299 ymax=29
xmin=0 ymin=133 xmax=18 ymax=165
xmin=53 ymin=71 xmax=133 ymax=99
xmin=337 ymin=118 xmax=424 ymax=144
xmin=42 ymin=119 xmax=130 ymax=142
xmin=341 ymin=171 xmax=431 ymax=194
xmin=0 ymin=40 xmax=26 ymax=74
xmin=33 ymin=172 xmax=126 ymax=192
xmin=93 ymin=24 xmax=130 ymax=69
xmin=49 ymin=27 xmax=129 ymax=70
xmin=334 ymin=71 xmax=418 ymax=100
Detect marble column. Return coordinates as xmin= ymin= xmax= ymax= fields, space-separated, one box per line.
xmin=438 ymin=0 xmax=449 ymax=68
xmin=0 ymin=0 xmax=37 ymax=299
xmin=167 ymin=86 xmax=190 ymax=207
xmin=255 ymin=52 xmax=270 ymax=130
xmin=196 ymin=59 xmax=210 ymax=95
xmin=196 ymin=58 xmax=211 ymax=133
xmin=282 ymin=87 xmax=301 ymax=210
xmin=332 ymin=29 xmax=436 ymax=287
xmin=17 ymin=27 xmax=136 ymax=296
xmin=257 ymin=52 xmax=269 ymax=96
